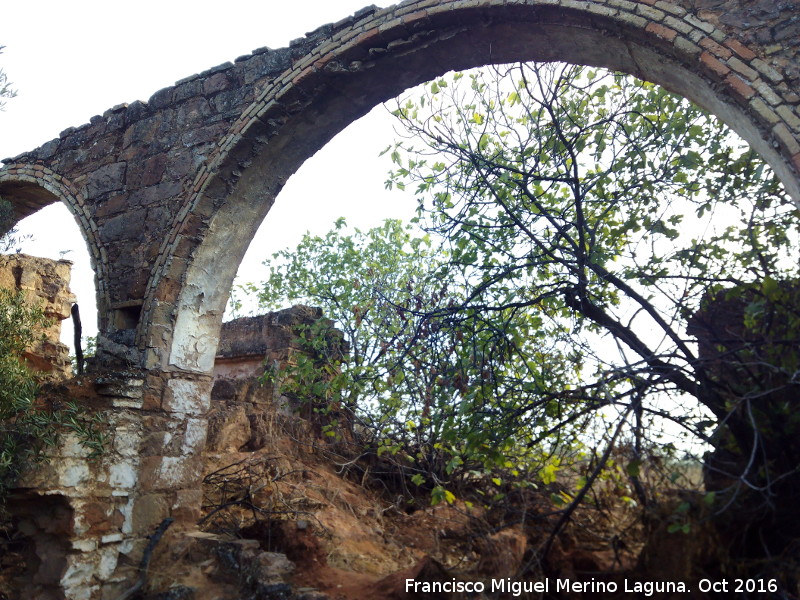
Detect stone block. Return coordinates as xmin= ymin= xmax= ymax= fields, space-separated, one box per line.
xmin=171 ymin=488 xmax=203 ymax=524
xmin=203 ymin=72 xmax=234 ymax=95
xmin=727 ymin=56 xmax=758 ymax=80
xmin=184 ymin=418 xmax=209 ymax=454
xmin=139 ymin=455 xmax=204 ymax=491
xmin=63 ymin=584 xmax=98 ymax=600
xmin=750 ymin=98 xmax=780 ymax=124
xmin=753 ymin=79 xmax=783 ymax=105
xmin=61 ymin=556 xmax=97 ymax=591
xmin=140 ymin=430 xmax=174 ymax=457
xmin=76 ymin=500 xmax=123 ymax=536
xmin=85 ymin=161 xmax=127 ymax=197
xmin=674 ymin=35 xmax=701 ymax=56
xmin=751 ymin=58 xmax=783 ymax=83
xmin=773 ymin=122 xmax=800 ymax=154
xmin=776 ymin=104 xmax=800 ymax=130
xmin=109 ymin=460 xmax=139 ymax=489
xmin=97 ymin=544 xmax=121 ymax=580
xmin=57 ymin=458 xmax=92 ymax=489
xmin=164 ymin=378 xmax=212 ymax=415
xmin=131 ymin=493 xmax=171 ymax=535
xmin=636 ymin=3 xmax=665 ymax=20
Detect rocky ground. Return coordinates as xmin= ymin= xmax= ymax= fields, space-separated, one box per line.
xmin=131 ymin=376 xmax=724 ymax=600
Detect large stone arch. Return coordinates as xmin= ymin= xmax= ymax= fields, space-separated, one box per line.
xmin=142 ymin=0 xmax=800 ymax=377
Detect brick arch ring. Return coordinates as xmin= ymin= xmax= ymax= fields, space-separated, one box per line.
xmin=139 ymin=0 xmax=800 ymax=377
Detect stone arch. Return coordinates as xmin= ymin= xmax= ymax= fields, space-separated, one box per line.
xmin=139 ymin=0 xmax=800 ymax=375
xmin=0 ymin=164 xmax=108 ymax=316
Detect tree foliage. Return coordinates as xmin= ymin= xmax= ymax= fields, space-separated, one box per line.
xmin=0 ymin=45 xmax=16 ymax=113
xmin=256 ymin=218 xmax=555 ymax=495
xmin=255 ymin=62 xmax=799 ymax=573
xmin=0 ymin=289 xmax=55 ymax=501
xmin=0 ymin=54 xmax=104 ymax=504
xmin=383 ymin=62 xmax=799 ymax=557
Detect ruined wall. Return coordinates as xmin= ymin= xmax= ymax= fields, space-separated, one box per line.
xmin=0 ymin=253 xmax=75 ymax=380
xmin=3 ymin=306 xmax=339 ymax=599
xmin=214 ymin=305 xmax=329 ymax=381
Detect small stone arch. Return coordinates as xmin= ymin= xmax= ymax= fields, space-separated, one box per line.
xmin=140 ymin=0 xmax=800 ymax=375
xmin=0 ymin=164 xmax=108 ymax=316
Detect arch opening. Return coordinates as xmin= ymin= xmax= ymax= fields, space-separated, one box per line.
xmin=0 ymin=178 xmax=101 ymax=374
xmin=194 ymin=55 xmax=800 ymax=580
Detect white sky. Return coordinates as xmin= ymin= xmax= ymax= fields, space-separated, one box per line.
xmin=0 ymin=0 xmax=420 ymax=345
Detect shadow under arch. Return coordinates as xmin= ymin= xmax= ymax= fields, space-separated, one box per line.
xmin=144 ymin=0 xmax=800 ymax=374
xmin=0 ymin=164 xmax=107 ymax=334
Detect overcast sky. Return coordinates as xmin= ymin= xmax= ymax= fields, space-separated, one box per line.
xmin=0 ymin=0 xmax=420 ymax=343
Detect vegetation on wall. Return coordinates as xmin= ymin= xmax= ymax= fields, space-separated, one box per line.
xmin=0 ymin=56 xmax=104 ymax=508
xmin=0 ymin=243 xmax=105 ymax=509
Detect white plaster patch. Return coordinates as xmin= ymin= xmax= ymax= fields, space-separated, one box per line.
xmin=164 ymin=378 xmax=211 ymax=415
xmin=57 ymin=459 xmax=91 ymax=488
xmin=182 ymin=418 xmax=209 ymax=455
xmin=61 ymin=585 xmax=97 ymax=600
xmin=61 ymin=556 xmax=96 ymax=590
xmin=97 ymin=545 xmax=120 ymax=579
xmin=112 ymin=398 xmax=144 ymax=409
xmin=170 ymin=302 xmax=218 ymax=373
xmin=72 ymin=499 xmax=91 ymax=536
xmin=71 ymin=538 xmax=98 ymax=553
xmin=157 ymin=456 xmax=186 ymax=487
xmin=101 ymin=533 xmax=124 ymax=545
xmin=120 ymin=496 xmax=135 ymax=534
xmin=113 ymin=427 xmax=141 ymax=457
xmin=109 ymin=460 xmax=139 ymax=489
xmin=60 ymin=433 xmax=93 ymax=458
xmin=153 ymin=456 xmax=202 ymax=488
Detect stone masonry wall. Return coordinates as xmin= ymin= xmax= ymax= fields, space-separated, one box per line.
xmin=0 ymin=253 xmax=75 ymax=380
xmin=5 ymin=306 xmax=338 ymax=599
xmin=214 ymin=305 xmax=330 ymax=380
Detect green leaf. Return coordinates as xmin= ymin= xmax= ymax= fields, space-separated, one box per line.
xmin=625 ymin=459 xmax=642 ymax=478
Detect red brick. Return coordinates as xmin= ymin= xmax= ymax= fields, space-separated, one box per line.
xmin=724 ymin=74 xmax=756 ymax=100
xmin=725 ymin=38 xmax=757 ymax=61
xmin=646 ymin=22 xmax=678 ymax=41
xmin=792 ymin=152 xmax=800 ymax=173
xmin=351 ymin=27 xmax=384 ymax=49
xmin=699 ymin=51 xmax=731 ymax=78
xmin=403 ymin=9 xmax=429 ymax=26
xmin=699 ymin=36 xmax=732 ymax=59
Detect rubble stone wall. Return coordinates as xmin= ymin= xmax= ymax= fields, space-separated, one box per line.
xmin=214 ymin=305 xmax=327 ymax=381
xmin=0 ymin=253 xmax=75 ymax=379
